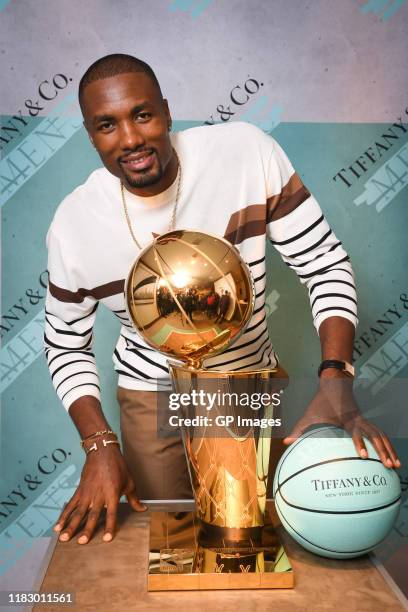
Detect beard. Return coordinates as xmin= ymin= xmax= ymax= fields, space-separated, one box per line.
xmin=121 ymin=152 xmax=164 ymax=189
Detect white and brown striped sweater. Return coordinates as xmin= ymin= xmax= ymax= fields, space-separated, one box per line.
xmin=44 ymin=122 xmax=358 ymax=410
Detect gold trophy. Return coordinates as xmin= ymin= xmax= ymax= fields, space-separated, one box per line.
xmin=125 ymin=230 xmax=293 ymax=590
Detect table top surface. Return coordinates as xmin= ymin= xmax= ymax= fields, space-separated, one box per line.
xmin=35 ymin=502 xmax=406 ymax=612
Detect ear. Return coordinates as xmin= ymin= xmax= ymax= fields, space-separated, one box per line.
xmin=163 ymin=98 xmax=172 ymax=130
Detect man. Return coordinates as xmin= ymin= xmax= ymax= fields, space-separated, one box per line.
xmin=215 ymin=290 xmax=230 ymax=323
xmin=44 ymin=54 xmax=400 ymax=546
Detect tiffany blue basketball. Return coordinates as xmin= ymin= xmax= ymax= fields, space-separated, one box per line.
xmin=273 ymin=426 xmax=401 ymax=559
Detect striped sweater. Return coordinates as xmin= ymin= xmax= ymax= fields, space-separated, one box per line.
xmin=44 ymin=122 xmax=358 ymax=410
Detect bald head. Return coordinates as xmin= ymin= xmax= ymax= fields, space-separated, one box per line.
xmin=78 ymin=53 xmax=163 ymax=111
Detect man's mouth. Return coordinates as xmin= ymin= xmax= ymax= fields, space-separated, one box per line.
xmin=120 ymin=150 xmax=155 ymax=171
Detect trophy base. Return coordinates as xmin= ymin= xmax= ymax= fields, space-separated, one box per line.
xmin=148 ymin=507 xmax=294 ymax=591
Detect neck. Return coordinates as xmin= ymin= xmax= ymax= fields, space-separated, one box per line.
xmin=124 ymin=149 xmax=179 ymax=197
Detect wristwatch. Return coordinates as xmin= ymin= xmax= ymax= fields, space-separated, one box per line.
xmin=318 ymin=360 xmax=355 ymax=378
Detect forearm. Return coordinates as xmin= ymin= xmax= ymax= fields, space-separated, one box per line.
xmin=318 ymin=316 xmax=355 ymax=379
xmin=318 ymin=315 xmax=354 ymax=361
xmin=68 ymin=395 xmax=113 ymax=440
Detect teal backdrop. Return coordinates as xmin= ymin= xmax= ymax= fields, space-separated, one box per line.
xmin=0 ymin=0 xmax=407 ymax=599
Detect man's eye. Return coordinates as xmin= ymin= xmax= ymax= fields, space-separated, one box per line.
xmin=98 ymin=122 xmax=114 ymax=131
xmin=136 ymin=112 xmax=151 ymax=121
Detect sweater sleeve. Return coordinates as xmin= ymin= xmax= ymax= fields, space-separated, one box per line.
xmin=44 ymin=226 xmax=101 ymax=411
xmin=265 ymin=138 xmax=358 ymax=331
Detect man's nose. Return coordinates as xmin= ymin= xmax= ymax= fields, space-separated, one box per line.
xmin=119 ymin=121 xmax=145 ymax=150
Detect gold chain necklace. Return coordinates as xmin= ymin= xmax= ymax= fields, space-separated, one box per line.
xmin=120 ymin=149 xmax=181 ymax=249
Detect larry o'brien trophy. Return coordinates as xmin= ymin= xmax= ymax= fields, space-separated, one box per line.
xmin=125 ymin=230 xmax=293 ymax=590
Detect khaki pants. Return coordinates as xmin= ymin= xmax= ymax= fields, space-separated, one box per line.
xmin=117 ymin=386 xmax=285 ymax=501
xmin=117 ymin=387 xmax=193 ymax=501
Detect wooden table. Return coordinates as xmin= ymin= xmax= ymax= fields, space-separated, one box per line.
xmin=35 ymin=503 xmax=406 ymax=612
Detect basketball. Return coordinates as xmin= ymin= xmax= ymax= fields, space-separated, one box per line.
xmin=273 ymin=426 xmax=401 ymax=559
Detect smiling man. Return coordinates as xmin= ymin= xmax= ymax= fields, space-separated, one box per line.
xmin=44 ymin=53 xmax=400 ymax=546
xmin=82 ymin=69 xmax=177 ymax=193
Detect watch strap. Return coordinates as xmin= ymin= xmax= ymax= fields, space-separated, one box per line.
xmin=318 ymin=359 xmax=355 ymax=378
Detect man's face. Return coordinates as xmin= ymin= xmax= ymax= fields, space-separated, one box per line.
xmin=81 ymin=72 xmax=174 ymax=196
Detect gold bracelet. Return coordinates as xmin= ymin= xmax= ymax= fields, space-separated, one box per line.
xmin=80 ymin=429 xmax=117 ymax=448
xmin=84 ymin=439 xmax=120 ymax=454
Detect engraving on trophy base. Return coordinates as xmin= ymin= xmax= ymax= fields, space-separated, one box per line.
xmin=148 ymin=507 xmax=294 ymax=590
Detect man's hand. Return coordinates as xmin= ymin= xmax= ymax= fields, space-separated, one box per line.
xmin=283 ymin=373 xmax=401 ymax=470
xmin=53 ymin=443 xmax=147 ymax=544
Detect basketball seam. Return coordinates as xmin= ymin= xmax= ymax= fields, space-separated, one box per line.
xmin=274 ymin=494 xmax=397 ymax=555
xmin=277 ymin=492 xmax=401 ymax=515
xmin=275 ymin=456 xmax=385 ymax=494
xmin=273 ymin=425 xmax=339 ymax=496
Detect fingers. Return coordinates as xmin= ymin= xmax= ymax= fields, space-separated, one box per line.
xmin=55 ymin=495 xmax=121 ymax=544
xmin=103 ymin=479 xmax=147 ymax=542
xmin=56 ymin=498 xmax=118 ymax=544
xmin=103 ymin=500 xmax=118 ymax=543
xmin=379 ymin=432 xmax=401 ymax=468
xmin=76 ymin=500 xmax=104 ymax=544
xmin=367 ymin=428 xmax=400 ymax=469
xmin=283 ymin=432 xmax=299 ymax=446
xmin=283 ymin=414 xmax=338 ymax=446
xmin=125 ymin=479 xmax=148 ymax=512
xmin=127 ymin=492 xmax=148 ymax=512
xmin=58 ymin=505 xmax=89 ymax=542
xmin=283 ymin=420 xmax=309 ymax=445
xmin=351 ymin=430 xmax=368 ymax=459
xmin=350 ymin=422 xmax=400 ymax=469
xmin=366 ymin=432 xmax=391 ymax=467
xmin=53 ymin=492 xmax=80 ymax=533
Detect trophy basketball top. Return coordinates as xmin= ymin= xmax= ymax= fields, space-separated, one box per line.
xmin=125 ymin=230 xmax=255 ymax=368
